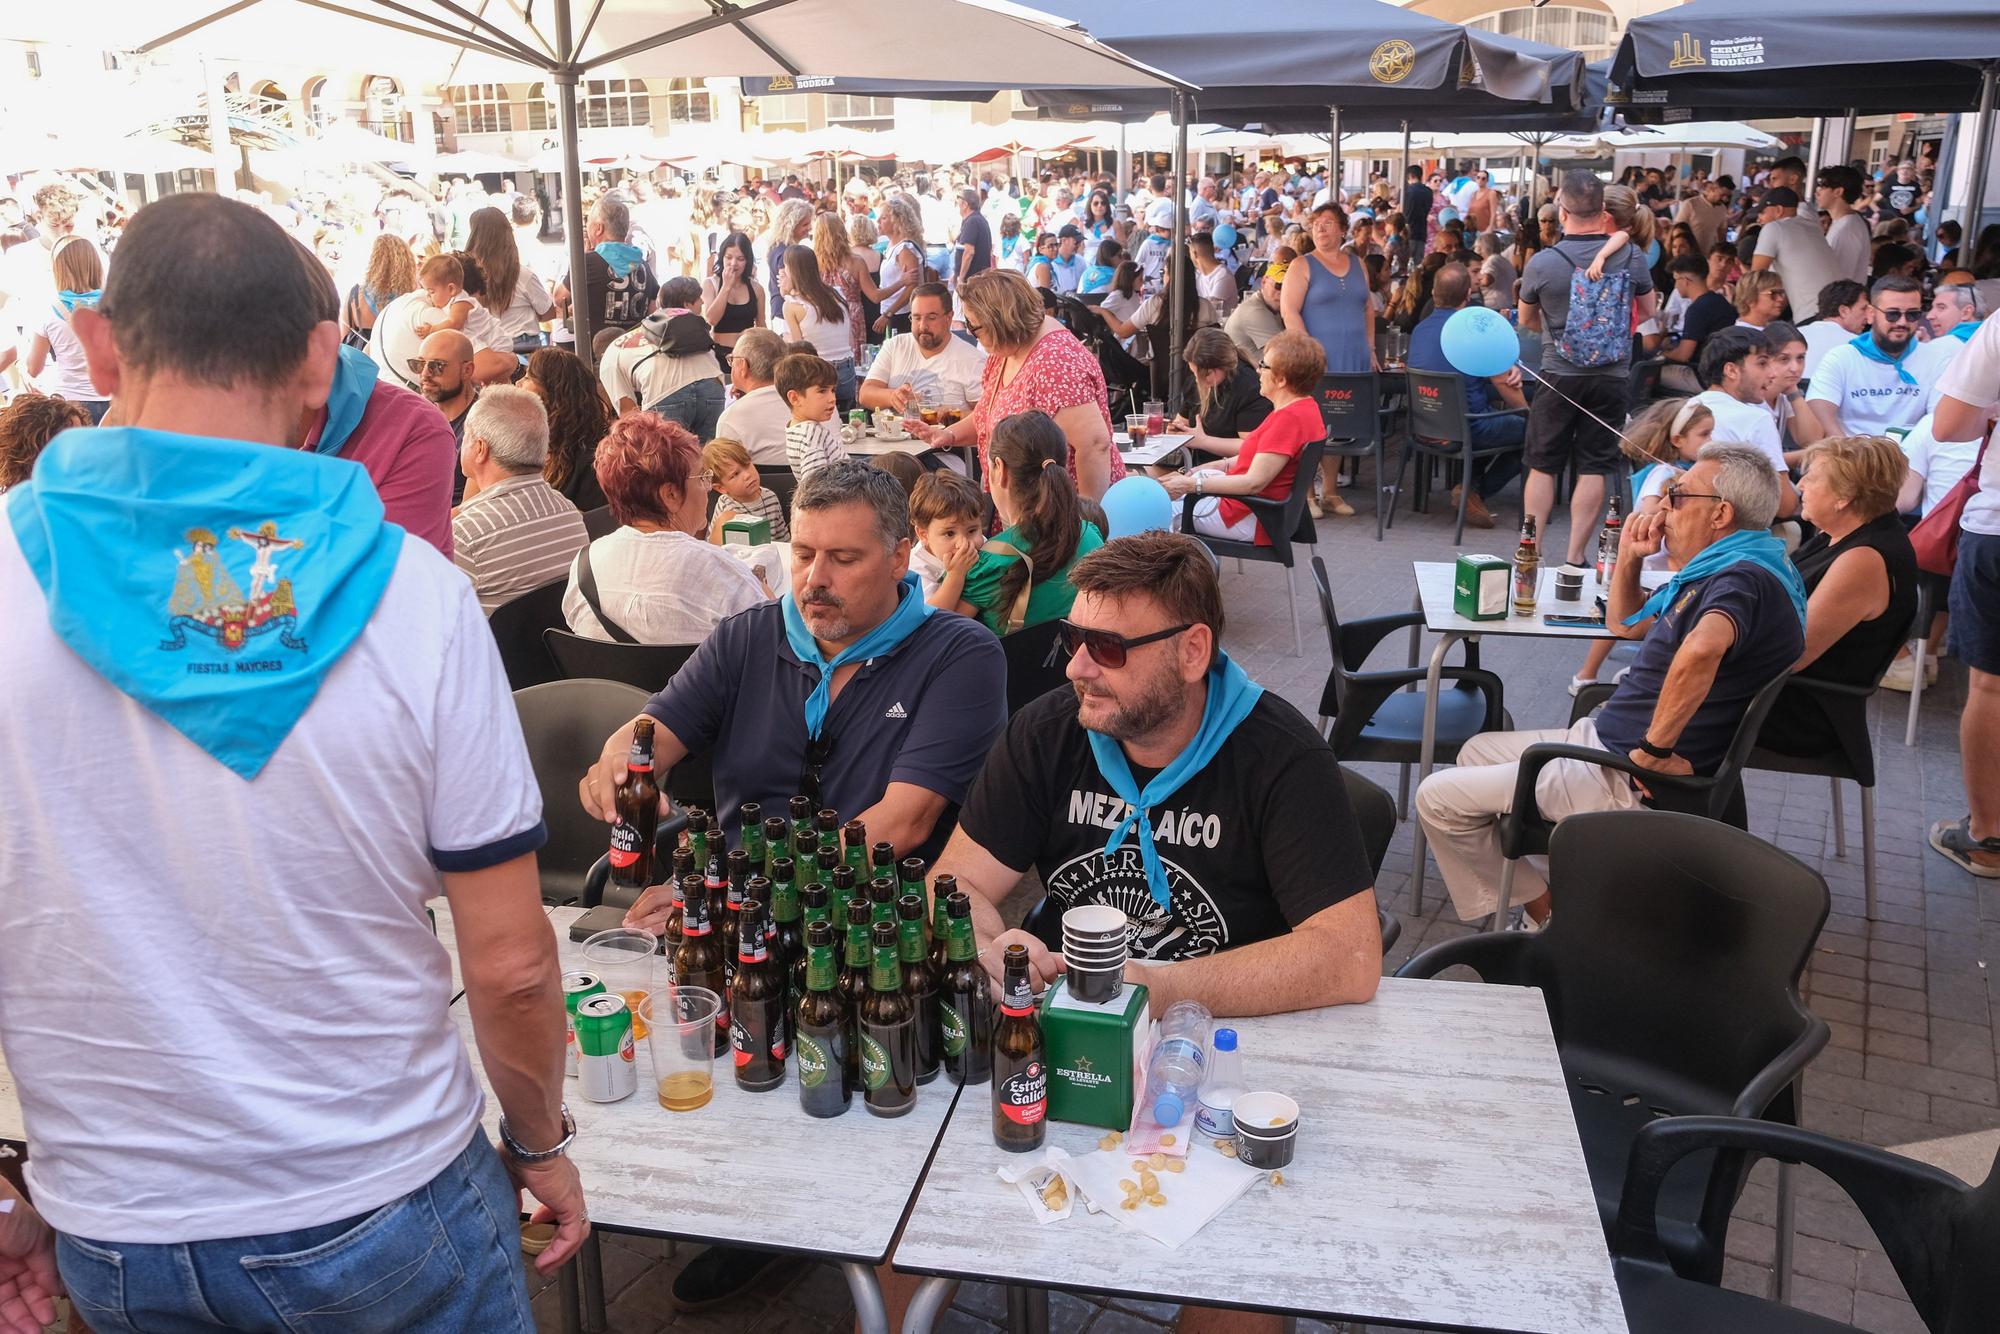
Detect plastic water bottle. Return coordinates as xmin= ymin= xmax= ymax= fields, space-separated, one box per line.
xmin=1194 ymin=1028 xmax=1244 ymax=1137
xmin=1143 ymin=1000 xmax=1213 ymax=1127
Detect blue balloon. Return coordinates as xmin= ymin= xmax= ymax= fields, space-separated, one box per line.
xmin=1213 ymin=223 xmax=1239 ymax=251
xmin=1101 ymin=475 xmax=1174 ymax=538
xmin=1437 ymin=206 xmax=1460 ymax=225
xmin=1440 ymin=305 xmax=1519 ymax=380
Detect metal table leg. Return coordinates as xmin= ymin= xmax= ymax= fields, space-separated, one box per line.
xmin=899 ymin=1276 xmax=959 ymax=1334
xmin=844 ymin=1261 xmax=893 ymax=1334
xmin=580 ymin=1231 xmax=607 ymax=1334
xmin=1005 ymin=1284 xmax=1050 ymax=1334
xmin=558 ymin=1258 xmax=583 ymax=1334
xmin=1408 ymin=630 xmax=1470 ymax=916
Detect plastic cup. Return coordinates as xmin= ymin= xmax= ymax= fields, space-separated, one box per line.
xmin=641 ymin=986 xmax=721 ymax=1112
xmin=1125 ymin=413 xmax=1150 ymax=444
xmin=582 ymin=929 xmax=662 ymax=1039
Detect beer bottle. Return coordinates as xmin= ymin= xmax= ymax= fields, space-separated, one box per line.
xmin=722 ymin=849 xmax=749 ymax=984
xmin=730 ymin=900 xmax=787 ymax=1091
xmin=673 ymin=880 xmax=729 ymax=1057
xmin=829 ymin=863 xmax=858 ymax=929
xmin=941 ymin=891 xmax=993 ymax=1085
xmin=789 ymin=795 xmax=816 ymax=852
xmin=664 ymin=873 xmax=695 ymax=951
xmin=739 ymin=802 xmax=765 ymax=872
xmin=701 ymin=853 xmax=727 ymax=957
xmin=869 ymin=875 xmax=897 ymax=929
xmin=770 ymin=858 xmax=804 ymax=1001
xmin=927 ymin=870 xmax=954 ymax=976
xmin=686 ymin=808 xmax=713 ymax=867
xmin=608 ymin=719 xmax=661 ymax=892
xmin=837 ymin=898 xmax=873 ymax=1091
xmin=1512 ymin=515 xmax=1540 ymax=617
xmin=843 ymin=819 xmax=869 ymax=876
xmin=897 ymin=893 xmax=943 ymax=1085
xmin=795 ymin=920 xmax=851 ymax=1118
xmin=991 ymin=944 xmax=1047 ymax=1151
xmin=859 ymin=921 xmax=917 ymax=1117
xmin=671 ymin=846 xmax=694 ymax=887
xmin=815 ymin=808 xmax=840 ymax=845
xmin=870 ymin=841 xmax=897 ymax=880
xmin=796 ymin=881 xmax=831 ymax=1019
xmin=795 ymin=827 xmax=821 ymax=872
xmin=763 ymin=815 xmax=791 ymax=874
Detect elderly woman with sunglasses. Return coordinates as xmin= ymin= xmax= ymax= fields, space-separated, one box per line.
xmin=1157 ymin=331 xmax=1323 ymax=541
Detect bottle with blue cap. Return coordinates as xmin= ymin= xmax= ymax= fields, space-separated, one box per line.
xmin=1142 ymin=1000 xmax=1212 ymax=1128
xmin=1195 ymin=1028 xmax=1243 ymax=1138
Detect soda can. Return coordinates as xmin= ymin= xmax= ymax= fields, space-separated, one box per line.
xmin=575 ymin=992 xmax=637 ymax=1102
xmin=562 ymin=970 xmax=606 ymax=1079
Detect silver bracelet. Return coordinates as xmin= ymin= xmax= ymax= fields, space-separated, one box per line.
xmin=499 ymin=1104 xmax=577 ymax=1163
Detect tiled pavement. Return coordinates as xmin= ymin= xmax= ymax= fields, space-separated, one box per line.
xmin=519 ymin=479 xmax=1991 ymax=1334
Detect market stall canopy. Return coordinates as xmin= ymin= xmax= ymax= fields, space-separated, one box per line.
xmin=1610 ymin=0 xmax=2000 ymax=118
xmin=431 ymin=149 xmax=531 ymax=176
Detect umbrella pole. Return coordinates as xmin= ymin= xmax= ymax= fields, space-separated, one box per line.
xmin=1400 ymin=120 xmax=1410 ymax=209
xmin=1169 ymin=91 xmax=1190 ymax=412
xmin=553 ymin=0 xmax=593 ymax=366
xmin=1328 ymin=106 xmax=1342 ymax=193
xmin=1964 ymin=64 xmax=1998 ymax=250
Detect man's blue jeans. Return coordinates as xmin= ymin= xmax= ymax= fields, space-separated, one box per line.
xmin=55 ymin=1129 xmax=533 ymax=1333
xmin=650 ymin=377 xmax=727 ymax=443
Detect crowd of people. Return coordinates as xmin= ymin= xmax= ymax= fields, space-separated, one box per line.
xmin=0 ymin=133 xmax=1995 ymax=1332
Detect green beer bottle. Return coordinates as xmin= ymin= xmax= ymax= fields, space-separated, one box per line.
xmin=762 ymin=816 xmax=790 ymax=877
xmin=737 ymin=809 xmax=765 ymax=883
xmin=843 ymin=819 xmax=869 ymax=877
xmin=685 ymin=808 xmax=712 ymax=868
xmin=789 ymin=795 xmax=815 ymax=855
xmin=940 ymin=891 xmax=993 ymax=1085
xmin=869 ymin=875 xmax=897 ymax=929
xmin=836 ymin=898 xmax=873 ymax=1093
xmin=829 ymin=863 xmax=858 ymax=930
xmin=770 ymin=857 xmax=804 ymax=1013
xmin=795 ymin=921 xmax=851 ymax=1118
xmin=926 ymin=869 xmax=952 ymax=975
xmin=796 ymin=881 xmax=830 ymax=1021
xmin=898 ymin=893 xmax=943 ymax=1085
xmin=859 ymin=921 xmax=917 ymax=1117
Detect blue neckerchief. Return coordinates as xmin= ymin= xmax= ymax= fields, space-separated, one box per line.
xmin=1623 ymin=528 xmax=1806 ymax=631
xmin=781 ymin=572 xmax=935 ymax=739
xmin=1948 ymin=321 xmax=1979 ymax=343
xmin=7 ymin=428 xmax=403 ymax=779
xmin=314 ymin=345 xmax=379 ymax=456
xmin=594 ymin=241 xmax=646 ymax=278
xmin=1087 ymin=653 xmax=1264 ymax=909
xmin=1848 ymin=331 xmax=1918 ymax=386
xmin=56 ymin=289 xmax=100 ymax=314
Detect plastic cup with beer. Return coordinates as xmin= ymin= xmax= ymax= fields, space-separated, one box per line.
xmin=1125 ymin=413 xmax=1150 ymax=447
xmin=581 ymin=928 xmax=661 ymax=1039
xmin=641 ymin=985 xmax=722 ymax=1112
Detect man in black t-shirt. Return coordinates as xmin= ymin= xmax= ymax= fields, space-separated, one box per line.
xmin=1401 ymin=165 xmax=1434 ymax=256
xmin=953 ymin=188 xmax=992 ymax=287
xmin=1661 ymin=254 xmax=1737 ymax=391
xmin=934 ymin=532 xmax=1381 ymax=1016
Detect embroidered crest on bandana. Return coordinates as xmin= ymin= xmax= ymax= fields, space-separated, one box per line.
xmin=162 ymin=521 xmax=309 ymax=655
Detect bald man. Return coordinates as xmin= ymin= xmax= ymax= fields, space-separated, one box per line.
xmin=416 ymin=330 xmax=480 ymax=503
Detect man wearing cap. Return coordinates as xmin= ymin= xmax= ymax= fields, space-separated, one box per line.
xmin=1750 ymin=188 xmax=1840 ymax=324
xmin=1048 ymin=225 xmax=1087 ymax=295
xmin=1224 ymin=251 xmax=1289 ymax=363
xmin=1765 ymin=156 xmax=1817 ymax=220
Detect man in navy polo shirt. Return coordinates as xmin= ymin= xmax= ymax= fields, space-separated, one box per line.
xmin=581 ymin=460 xmax=1006 ymax=868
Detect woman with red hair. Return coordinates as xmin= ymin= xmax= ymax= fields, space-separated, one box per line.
xmin=561 ymin=412 xmax=768 ymax=644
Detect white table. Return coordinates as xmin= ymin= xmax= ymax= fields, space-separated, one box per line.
xmin=1114 ymin=432 xmax=1195 ymax=468
xmin=893 ymin=980 xmax=1626 ymax=1334
xmin=451 ymin=907 xmax=959 ymax=1334
xmin=1405 ymin=560 xmax=1662 ymax=913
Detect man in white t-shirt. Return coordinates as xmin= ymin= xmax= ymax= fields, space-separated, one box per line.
xmin=1909 ymin=282 xmax=1984 ymax=404
xmin=714 ymin=327 xmax=792 ymax=466
xmin=1807 ymin=276 xmax=1929 ymax=437
xmin=1814 ymin=166 xmax=1871 ymax=285
xmin=857 ymin=283 xmax=986 ymax=413
xmin=0 ymin=193 xmax=586 ymax=1329
xmin=1750 ymin=188 xmax=1841 ymax=323
xmin=1926 ymin=312 xmax=2000 ymax=877
xmin=1692 ymin=326 xmax=1799 ymax=517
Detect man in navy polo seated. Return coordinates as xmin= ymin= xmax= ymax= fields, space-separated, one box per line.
xmin=1406 ymin=261 xmax=1525 ymax=530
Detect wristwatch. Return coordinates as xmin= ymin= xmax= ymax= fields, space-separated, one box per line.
xmin=499 ymin=1105 xmax=577 ymax=1163
xmin=1194 ymin=474 xmax=1205 ymax=496
xmin=1636 ymin=737 xmax=1676 ymax=760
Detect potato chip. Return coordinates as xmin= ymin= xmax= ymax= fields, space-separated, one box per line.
xmin=1131 ymin=1159 xmax=1148 ymax=1172
xmin=1099 ymin=1134 xmax=1121 ymax=1151
xmin=1165 ymin=1158 xmax=1186 ymax=1173
xmin=1120 ymin=1197 xmax=1140 ymax=1211
xmin=1160 ymin=1134 xmax=1176 ymax=1146
xmin=1146 ymin=1192 xmax=1166 ymax=1206
xmin=1040 ymin=1177 xmax=1068 ymax=1208
xmin=1270 ymin=1171 xmax=1285 ymax=1186
xmin=1119 ymin=1178 xmax=1140 ymax=1195
xmin=1148 ymin=1152 xmax=1167 ymax=1168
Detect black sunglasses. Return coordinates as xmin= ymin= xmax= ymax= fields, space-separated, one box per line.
xmin=1058 ymin=619 xmax=1192 ymax=670
xmin=1879 ymin=308 xmax=1924 ymax=322
xmin=800 ymin=732 xmax=836 ymax=806
xmin=407 ymin=358 xmax=456 ymax=376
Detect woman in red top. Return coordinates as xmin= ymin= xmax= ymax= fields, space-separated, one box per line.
xmin=913 ymin=268 xmax=1121 ymax=498
xmin=1160 ymin=331 xmax=1325 ymax=545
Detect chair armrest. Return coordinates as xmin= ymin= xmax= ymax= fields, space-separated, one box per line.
xmin=1566 ymin=681 xmax=1619 ymax=726
xmin=1332 ymin=667 xmax=1508 ymax=752
xmin=1783 ymin=675 xmax=1879 ymax=701
xmin=1609 ymin=1115 xmax=1968 ymax=1267
xmin=580 ymin=854 xmax=612 ymax=909
xmin=1394 ymin=930 xmax=1534 ymax=984
xmin=1507 ymin=742 xmax=1716 ymax=825
xmin=1338 ymin=609 xmax=1427 ymax=665
xmin=1732 ymin=1017 xmax=1830 ymax=1121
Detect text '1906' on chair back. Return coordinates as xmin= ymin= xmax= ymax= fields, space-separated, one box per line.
xmin=1404 ymin=368 xmax=1471 ymax=446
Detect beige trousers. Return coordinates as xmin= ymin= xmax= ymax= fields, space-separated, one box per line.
xmin=1413 ymin=718 xmax=1645 ymax=922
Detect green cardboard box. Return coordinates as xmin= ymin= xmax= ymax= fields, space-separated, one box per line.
xmin=1454 ymin=553 xmax=1509 ymax=621
xmin=722 ymin=515 xmax=772 ymax=546
xmin=1041 ymin=981 xmax=1150 ymax=1130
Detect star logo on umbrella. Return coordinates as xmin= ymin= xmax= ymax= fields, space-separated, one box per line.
xmin=1370 ymin=39 xmax=1417 ymax=85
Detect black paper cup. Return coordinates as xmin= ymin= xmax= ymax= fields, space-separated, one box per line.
xmin=1065 ymin=963 xmax=1126 ymax=1004
xmin=1234 ymin=1092 xmax=1299 ymax=1169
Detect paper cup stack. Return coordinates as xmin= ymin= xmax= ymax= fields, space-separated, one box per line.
xmin=1063 ymin=905 xmax=1129 ymax=1003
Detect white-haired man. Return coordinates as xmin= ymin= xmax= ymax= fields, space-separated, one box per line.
xmin=452 ymin=384 xmax=589 ymax=612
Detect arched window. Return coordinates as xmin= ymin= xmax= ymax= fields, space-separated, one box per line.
xmin=366 ymin=75 xmax=406 ymax=141
xmin=663 ymin=77 xmax=714 ymax=125
xmin=301 ymin=76 xmax=335 ymax=131
xmin=524 ymin=81 xmax=556 ymax=132
xmin=581 ymin=78 xmax=650 ymax=129
xmin=249 ymin=80 xmax=291 ymax=128
xmin=450 ymin=83 xmax=513 ymax=135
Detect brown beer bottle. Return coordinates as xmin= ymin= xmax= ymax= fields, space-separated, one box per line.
xmin=940 ymin=891 xmax=993 ymax=1086
xmin=608 ymin=719 xmax=661 ymax=891
xmin=991 ymin=944 xmax=1047 ymax=1151
xmin=836 ymin=898 xmax=873 ymax=1092
xmin=722 ymin=849 xmax=750 ymax=985
xmin=795 ymin=920 xmax=851 ymax=1118
xmin=897 ymin=893 xmax=943 ymax=1085
xmin=730 ymin=900 xmax=787 ymax=1092
xmin=673 ymin=880 xmax=729 ymax=1056
xmin=663 ymin=873 xmax=695 ymax=951
xmin=859 ymin=921 xmax=917 ymax=1117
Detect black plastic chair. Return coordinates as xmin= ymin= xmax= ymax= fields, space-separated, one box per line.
xmin=1000 ymin=618 xmax=1070 ymax=717
xmin=580 ymin=505 xmax=619 ymax=541
xmin=1309 ymin=555 xmax=1509 ymax=821
xmin=1390 ymin=368 xmax=1527 ymax=545
xmin=1903 ymin=575 xmax=1945 ymax=747
xmin=1491 ymin=668 xmax=1793 ymax=930
xmin=487 ymin=580 xmax=569 ymax=691
xmin=1612 ymin=1116 xmax=1998 ymax=1334
xmin=1311 ymin=373 xmax=1391 ymax=541
xmin=544 ymin=629 xmax=697 ymax=692
xmin=1628 ymin=354 xmax=1669 ymax=408
xmin=756 ymin=466 xmax=797 ymax=523
xmin=1179 ymin=437 xmax=1326 ymax=657
xmin=513 ymin=679 xmax=684 ymax=906
xmin=1398 ymin=810 xmax=1830 ymax=1288
xmin=1342 ymin=768 xmax=1402 ymax=955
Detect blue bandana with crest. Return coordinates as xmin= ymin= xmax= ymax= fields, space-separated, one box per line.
xmin=7 ymin=428 xmax=403 ymax=779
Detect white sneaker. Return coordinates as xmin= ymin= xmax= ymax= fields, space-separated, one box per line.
xmin=1511 ymin=907 xmax=1550 ymax=934
xmin=1879 ymin=655 xmax=1938 ymax=693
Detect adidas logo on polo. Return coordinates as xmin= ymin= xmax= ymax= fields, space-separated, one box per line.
xmin=885 ymin=701 xmax=908 ymax=719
